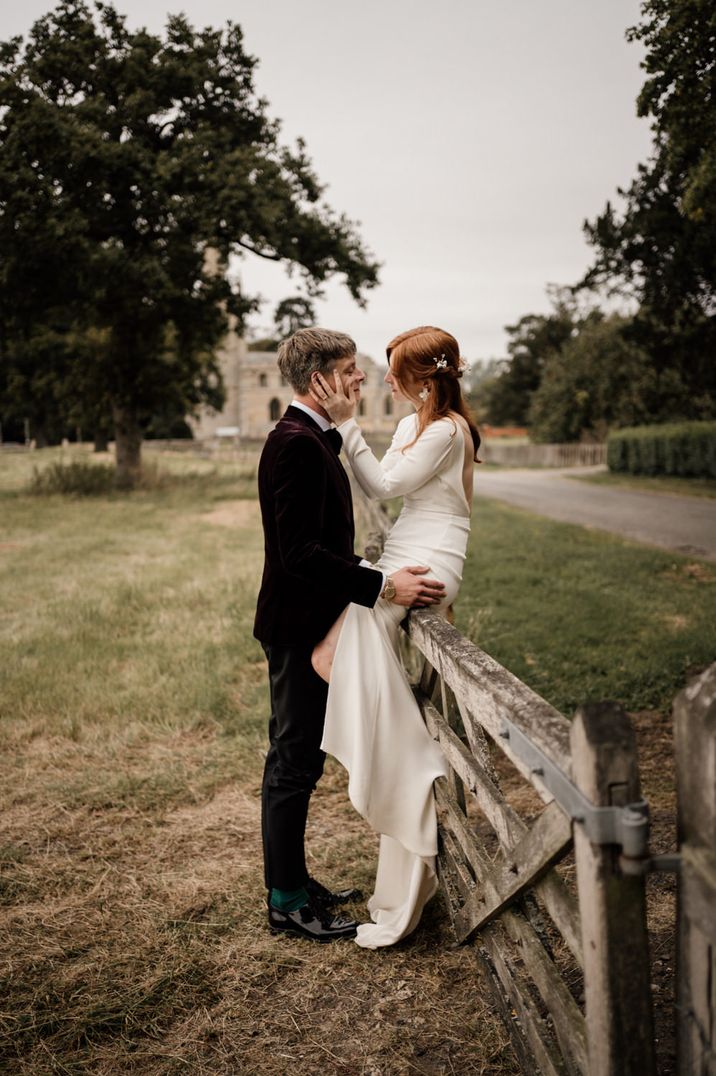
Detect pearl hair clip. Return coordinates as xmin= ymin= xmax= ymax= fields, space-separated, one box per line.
xmin=433 ymin=354 xmax=448 ymax=370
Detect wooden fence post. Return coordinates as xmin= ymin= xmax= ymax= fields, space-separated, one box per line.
xmin=571 ymin=702 xmax=656 ymax=1076
xmin=674 ymin=663 xmax=716 ymax=1076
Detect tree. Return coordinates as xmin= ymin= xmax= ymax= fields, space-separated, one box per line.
xmin=247 ymin=334 xmax=279 ymax=352
xmin=0 ymin=2 xmax=379 ymax=484
xmin=482 ymin=292 xmax=577 ymax=426
xmin=528 ymin=314 xmax=654 ymax=442
xmin=579 ymin=0 xmax=716 ymax=419
xmin=274 ymin=296 xmax=316 ymax=339
xmin=463 ymin=358 xmax=503 ymax=424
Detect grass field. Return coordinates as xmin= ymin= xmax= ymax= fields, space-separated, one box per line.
xmin=0 ymin=448 xmax=518 ymax=1075
xmin=1 ymin=446 xmax=713 ymax=1073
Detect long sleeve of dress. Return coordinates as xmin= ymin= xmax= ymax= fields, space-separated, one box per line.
xmin=337 ymin=416 xmax=456 ymax=500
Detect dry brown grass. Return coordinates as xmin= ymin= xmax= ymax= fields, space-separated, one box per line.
xmin=0 ymin=732 xmax=519 ymax=1075
xmin=0 ymin=447 xmax=518 ymax=1074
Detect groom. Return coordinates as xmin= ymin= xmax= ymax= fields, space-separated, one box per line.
xmin=253 ymin=327 xmax=445 ymax=942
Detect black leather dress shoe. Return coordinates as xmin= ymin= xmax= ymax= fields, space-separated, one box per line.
xmin=306 ymin=876 xmax=363 ymax=909
xmin=268 ymin=899 xmax=359 ymax=943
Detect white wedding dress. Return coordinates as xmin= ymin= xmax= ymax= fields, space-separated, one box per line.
xmin=321 ymin=412 xmax=472 ymax=949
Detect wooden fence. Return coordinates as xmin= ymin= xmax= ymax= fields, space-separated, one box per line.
xmin=355 ymin=488 xmax=716 ymax=1076
xmin=675 ymin=667 xmax=716 ymax=1075
xmin=1 ymin=437 xmax=607 ymax=469
xmin=481 ymin=442 xmax=607 ymax=468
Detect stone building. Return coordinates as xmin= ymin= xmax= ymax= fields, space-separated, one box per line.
xmin=190 ymin=326 xmax=411 ymax=441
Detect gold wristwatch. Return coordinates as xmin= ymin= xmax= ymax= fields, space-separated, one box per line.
xmin=381 ymin=576 xmax=396 ymax=601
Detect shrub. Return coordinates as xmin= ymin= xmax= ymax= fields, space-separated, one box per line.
xmin=27 ymin=459 xmax=200 ymax=496
xmin=29 ymin=460 xmax=117 ymax=495
xmin=607 ymin=422 xmax=716 ymax=477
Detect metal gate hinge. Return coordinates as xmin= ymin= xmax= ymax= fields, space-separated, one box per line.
xmin=498 ymin=717 xmax=650 ymax=857
xmin=619 ymin=852 xmax=681 ymax=877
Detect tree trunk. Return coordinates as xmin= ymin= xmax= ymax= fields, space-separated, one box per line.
xmin=93 ymin=428 xmax=110 ymax=453
xmin=112 ymin=404 xmax=142 ymax=488
xmin=34 ymin=425 xmax=49 ymax=449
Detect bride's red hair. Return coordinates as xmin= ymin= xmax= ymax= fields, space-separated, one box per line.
xmin=386 ymin=326 xmax=481 ymax=458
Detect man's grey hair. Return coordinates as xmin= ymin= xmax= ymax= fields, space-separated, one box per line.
xmin=277 ymin=328 xmax=356 ymax=394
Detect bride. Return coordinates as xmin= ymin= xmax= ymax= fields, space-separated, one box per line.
xmin=309 ymin=325 xmax=480 ymax=949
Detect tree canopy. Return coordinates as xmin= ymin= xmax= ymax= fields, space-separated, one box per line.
xmin=0 ymin=2 xmax=379 ymax=480
xmin=274 ymin=296 xmax=316 ymax=340
xmin=480 ymin=292 xmax=576 ymax=427
xmin=528 ymin=314 xmax=653 ymax=442
xmin=579 ymin=0 xmax=716 ymax=419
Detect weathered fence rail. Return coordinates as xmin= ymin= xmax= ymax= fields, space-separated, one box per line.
xmin=353 ymin=486 xmax=716 ymax=1076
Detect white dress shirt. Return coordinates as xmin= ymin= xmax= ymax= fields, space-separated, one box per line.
xmin=290 ymin=399 xmax=332 ymax=431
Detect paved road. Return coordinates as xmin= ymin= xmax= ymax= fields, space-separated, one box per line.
xmin=474 ymin=466 xmax=716 ymax=561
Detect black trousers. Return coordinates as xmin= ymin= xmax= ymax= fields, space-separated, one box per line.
xmin=261 ymin=643 xmax=329 ymax=891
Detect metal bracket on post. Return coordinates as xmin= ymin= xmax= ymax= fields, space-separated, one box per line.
xmin=498 ymin=716 xmax=650 ymax=858
xmin=620 ymin=851 xmax=681 ymax=877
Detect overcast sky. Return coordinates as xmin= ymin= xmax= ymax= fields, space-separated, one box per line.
xmin=1 ymin=0 xmax=654 ymax=364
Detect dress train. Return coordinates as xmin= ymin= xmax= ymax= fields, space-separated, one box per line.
xmin=321 ymin=597 xmax=447 ymax=950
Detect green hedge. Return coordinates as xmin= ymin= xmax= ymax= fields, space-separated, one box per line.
xmin=607 ymin=422 xmax=716 ymax=477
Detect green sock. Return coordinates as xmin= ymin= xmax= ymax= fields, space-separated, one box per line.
xmin=270 ymin=886 xmax=308 ymax=912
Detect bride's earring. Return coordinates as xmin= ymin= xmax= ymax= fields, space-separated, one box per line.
xmin=418 ymin=385 xmax=429 ymax=402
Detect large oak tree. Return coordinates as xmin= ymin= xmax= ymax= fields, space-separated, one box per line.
xmin=0 ymin=2 xmax=379 ymax=482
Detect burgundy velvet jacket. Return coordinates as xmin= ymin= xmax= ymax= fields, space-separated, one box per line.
xmin=253 ymin=406 xmax=383 ymax=646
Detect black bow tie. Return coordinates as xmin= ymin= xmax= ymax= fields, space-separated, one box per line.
xmin=325 ymin=428 xmax=342 ymax=455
